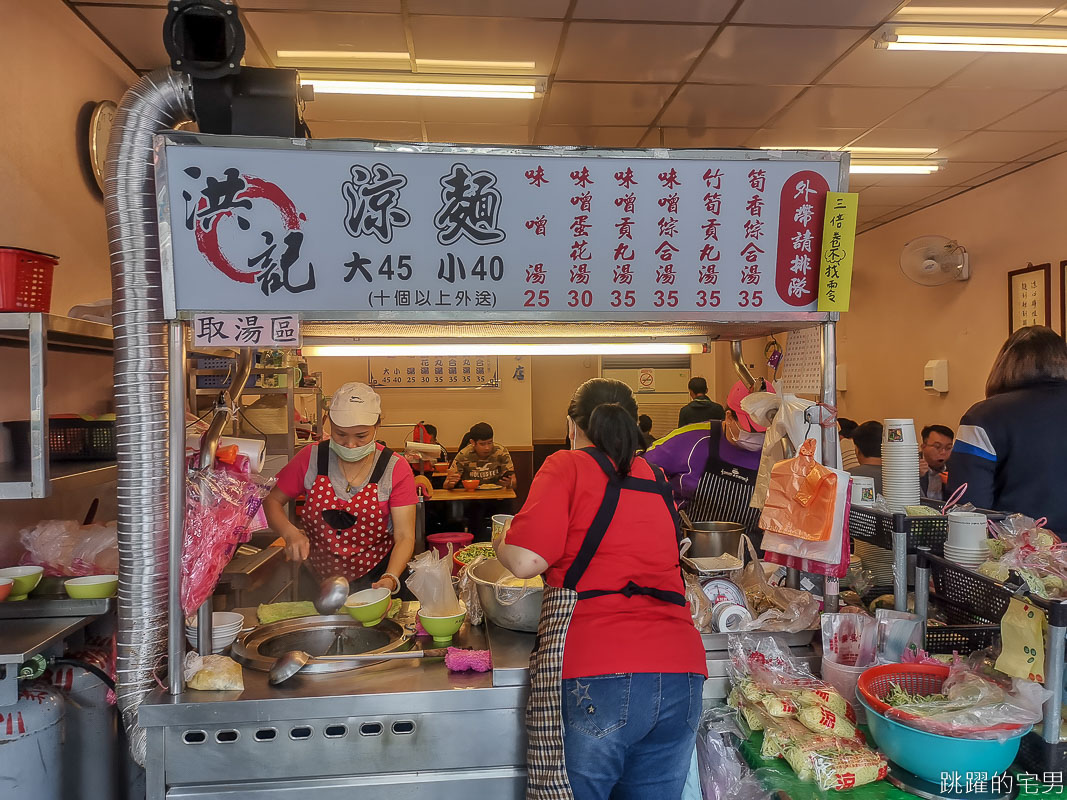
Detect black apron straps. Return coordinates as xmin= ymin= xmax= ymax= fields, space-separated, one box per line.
xmin=317 ymin=440 xmax=394 ymax=483
xmin=563 ymin=447 xmax=687 ymax=607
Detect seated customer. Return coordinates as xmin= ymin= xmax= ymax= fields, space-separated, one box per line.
xmin=920 ymin=424 xmax=953 ymax=501
xmin=638 ymin=414 xmax=656 ymax=450
xmin=678 ymin=376 xmax=726 ymax=427
xmin=445 ymin=422 xmax=516 ymax=488
xmin=849 ymin=420 xmax=883 ymax=495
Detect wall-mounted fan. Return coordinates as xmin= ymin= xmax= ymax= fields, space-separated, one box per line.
xmin=899 ymin=235 xmax=970 ymax=286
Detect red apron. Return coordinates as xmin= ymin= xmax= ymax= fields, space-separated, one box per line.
xmin=300 ymin=441 xmax=395 ymax=582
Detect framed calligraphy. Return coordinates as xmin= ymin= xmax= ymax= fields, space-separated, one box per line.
xmin=1008 ymin=262 xmax=1050 ymax=335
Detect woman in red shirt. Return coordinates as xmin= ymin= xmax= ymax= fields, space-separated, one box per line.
xmin=496 ymin=378 xmax=706 ymax=800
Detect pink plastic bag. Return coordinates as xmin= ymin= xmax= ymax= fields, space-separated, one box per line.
xmin=181 ymin=469 xmax=269 ymax=615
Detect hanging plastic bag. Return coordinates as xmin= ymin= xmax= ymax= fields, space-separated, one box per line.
xmin=748 ymin=385 xmax=831 ymax=510
xmin=407 ymin=548 xmax=462 ymax=617
xmin=759 ymin=439 xmax=838 ymax=542
xmin=737 ymin=538 xmax=819 ymax=632
xmin=181 ymin=469 xmax=269 ymax=615
xmin=762 ymin=467 xmax=850 ymax=570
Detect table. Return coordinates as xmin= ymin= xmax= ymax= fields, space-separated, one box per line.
xmin=0 ymin=615 xmax=95 ymax=705
xmin=426 ymin=487 xmax=516 ymax=502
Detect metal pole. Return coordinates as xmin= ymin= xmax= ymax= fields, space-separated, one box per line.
xmin=167 ymin=322 xmax=186 ymax=695
xmin=892 ymin=528 xmax=908 ymax=612
xmin=1042 ymin=624 xmax=1065 ymax=744
xmin=729 ymin=340 xmax=757 ymax=390
xmin=28 ymin=313 xmax=50 ymax=498
xmin=821 ymin=318 xmax=840 ymax=613
xmin=914 ymin=548 xmax=931 ymax=648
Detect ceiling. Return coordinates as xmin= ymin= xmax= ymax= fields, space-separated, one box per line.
xmin=66 ymin=0 xmax=1067 ymax=231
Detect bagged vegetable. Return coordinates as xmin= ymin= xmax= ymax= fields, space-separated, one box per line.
xmin=20 ymin=519 xmax=118 ymax=577
xmin=737 ymin=538 xmax=819 ymax=633
xmin=805 ymin=745 xmax=888 ymax=791
xmin=184 ymin=652 xmax=244 ymax=691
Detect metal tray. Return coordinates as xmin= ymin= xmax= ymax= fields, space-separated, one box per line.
xmin=700 ymin=627 xmax=816 ymax=652
xmin=0 ymin=596 xmax=113 ymax=619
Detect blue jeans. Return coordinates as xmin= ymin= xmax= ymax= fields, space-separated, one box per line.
xmin=561 ymin=672 xmax=704 ymax=800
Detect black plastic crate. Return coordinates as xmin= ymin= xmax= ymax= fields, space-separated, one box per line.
xmin=4 ymin=419 xmax=116 ymax=463
xmin=1016 ymin=731 xmax=1067 ymax=781
xmin=925 ymin=624 xmax=1000 ymax=655
xmin=848 ymin=504 xmax=949 ymax=553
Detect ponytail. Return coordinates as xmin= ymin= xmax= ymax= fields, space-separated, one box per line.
xmin=567 ymin=377 xmax=641 ymax=477
xmin=586 ymin=403 xmax=642 ymax=476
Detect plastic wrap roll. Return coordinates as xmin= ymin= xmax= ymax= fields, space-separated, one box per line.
xmin=185 ymin=435 xmax=266 ymax=473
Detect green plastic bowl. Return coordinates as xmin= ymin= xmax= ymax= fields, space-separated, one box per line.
xmin=0 ymin=566 xmax=43 ymax=599
xmin=344 ymin=587 xmax=391 ymax=626
xmin=418 ymin=603 xmax=466 ymax=643
xmin=64 ymin=574 xmax=118 ymax=599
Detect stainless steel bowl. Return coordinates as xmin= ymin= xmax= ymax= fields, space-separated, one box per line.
xmin=468 ymin=558 xmax=543 ymax=633
xmin=684 ymin=521 xmax=745 ymax=559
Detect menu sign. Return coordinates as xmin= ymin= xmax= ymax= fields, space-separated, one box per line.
xmin=367 ymin=356 xmax=498 ymax=388
xmin=157 ymin=136 xmax=843 ymax=319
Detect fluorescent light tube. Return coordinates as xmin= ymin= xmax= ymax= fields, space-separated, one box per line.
xmin=877 ymin=26 xmax=1067 ymax=53
xmin=850 ymin=163 xmax=940 ymax=174
xmin=302 ymin=78 xmax=538 ymax=99
xmin=303 ymin=342 xmax=705 ymax=357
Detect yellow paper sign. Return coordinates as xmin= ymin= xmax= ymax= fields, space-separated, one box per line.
xmin=817 ymin=192 xmax=859 ymax=312
xmin=995 ymin=597 xmax=1046 ymax=683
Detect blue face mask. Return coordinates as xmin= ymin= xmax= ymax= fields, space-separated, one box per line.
xmin=330 ymin=439 xmax=376 ymax=462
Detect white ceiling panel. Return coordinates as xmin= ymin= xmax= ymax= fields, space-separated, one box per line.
xmin=961 ymin=163 xmax=1029 ymax=186
xmin=770 ymin=86 xmax=926 ymax=129
xmin=989 ymin=91 xmax=1067 ymax=132
xmin=244 ymin=11 xmax=407 ymax=57
xmin=819 ymin=44 xmax=978 ymax=88
xmin=77 ymin=6 xmax=169 ymax=70
xmin=1014 ymin=138 xmax=1067 ymax=163
xmin=408 ymin=16 xmax=562 ymax=75
xmin=859 ymin=185 xmax=947 ymax=206
xmin=574 ymin=0 xmax=735 ymax=23
xmin=943 ymin=54 xmax=1067 ymax=90
xmin=849 ymin=127 xmax=970 ymax=150
xmin=240 ymin=1 xmax=400 ymax=10
xmin=744 ymin=127 xmax=867 ymax=148
xmin=535 ymin=126 xmax=648 ymax=147
xmin=934 ymin=130 xmax=1064 ymax=162
xmin=874 ymin=161 xmax=1003 ymax=186
xmin=690 ymin=25 xmax=860 ymax=85
xmin=556 ymin=21 xmax=714 ymax=82
xmin=305 ymin=120 xmax=423 ymax=141
xmin=418 ymin=96 xmax=541 ymax=124
xmin=303 ymin=93 xmax=421 ymax=122
xmin=652 ymin=128 xmax=758 ymax=148
xmin=856 ymin=204 xmax=897 ymax=223
xmin=73 ymin=0 xmax=165 ymax=4
xmin=733 ymin=0 xmax=902 ymax=26
xmin=884 ymin=88 xmax=1048 ymax=131
xmin=424 ymin=123 xmax=532 ymax=145
xmin=660 ymin=84 xmax=804 ymax=128
xmin=541 ymin=82 xmax=675 ymax=126
xmin=407 ymin=0 xmax=571 ymax=16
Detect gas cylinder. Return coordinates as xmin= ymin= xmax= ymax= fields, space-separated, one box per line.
xmin=47 ymin=648 xmax=118 ymax=800
xmin=0 ymin=682 xmax=65 ymax=797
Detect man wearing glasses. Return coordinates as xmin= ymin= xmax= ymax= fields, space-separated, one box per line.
xmin=920 ymin=424 xmax=954 ymax=502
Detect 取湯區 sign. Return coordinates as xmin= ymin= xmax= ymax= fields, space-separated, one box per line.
xmin=192 ymin=313 xmax=301 ymax=348
xmin=158 ymin=137 xmax=844 ymax=319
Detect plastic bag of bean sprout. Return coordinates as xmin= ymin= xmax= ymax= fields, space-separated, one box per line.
xmin=181 ymin=468 xmax=269 ymax=615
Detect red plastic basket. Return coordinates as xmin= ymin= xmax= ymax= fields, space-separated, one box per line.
xmin=0 ymin=248 xmax=57 ymax=312
xmin=857 ymin=663 xmax=1025 ymax=735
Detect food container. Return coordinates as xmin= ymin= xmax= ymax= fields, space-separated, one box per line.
xmin=468 ymin=557 xmax=543 ymax=633
xmin=684 ymin=521 xmax=744 ymax=559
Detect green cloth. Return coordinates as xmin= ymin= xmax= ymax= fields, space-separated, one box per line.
xmin=256 ymin=601 xmax=318 ymax=624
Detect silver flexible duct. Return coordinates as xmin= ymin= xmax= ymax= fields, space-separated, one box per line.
xmin=104 ymin=68 xmax=193 ymax=764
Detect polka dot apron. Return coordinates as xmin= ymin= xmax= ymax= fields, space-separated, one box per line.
xmin=301 ymin=441 xmax=395 ymax=582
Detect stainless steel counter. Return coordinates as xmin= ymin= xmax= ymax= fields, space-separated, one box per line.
xmin=0 ymin=614 xmax=94 ymax=705
xmin=140 ymin=604 xmax=531 ymax=800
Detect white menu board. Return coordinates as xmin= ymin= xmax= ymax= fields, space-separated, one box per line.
xmin=157 ymin=135 xmax=844 ymax=319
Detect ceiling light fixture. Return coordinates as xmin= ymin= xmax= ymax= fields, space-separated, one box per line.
xmin=279 ymin=51 xmax=537 ymax=73
xmin=277 ymin=50 xmax=410 ymax=62
xmin=303 ymin=342 xmax=706 ymax=357
xmin=876 ymin=25 xmax=1067 ymax=54
xmin=301 ymin=76 xmax=540 ymax=99
xmin=760 ymin=145 xmax=939 ymax=157
xmin=850 ymin=163 xmax=941 ymax=174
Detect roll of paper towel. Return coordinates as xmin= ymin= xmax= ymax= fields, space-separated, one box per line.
xmin=185 ymin=435 xmax=266 ymax=474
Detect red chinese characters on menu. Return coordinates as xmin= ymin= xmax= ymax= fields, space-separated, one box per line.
xmin=775 ymin=170 xmax=829 ymax=307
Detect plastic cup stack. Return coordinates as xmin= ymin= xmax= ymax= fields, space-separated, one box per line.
xmin=881 ymin=419 xmax=921 ymax=513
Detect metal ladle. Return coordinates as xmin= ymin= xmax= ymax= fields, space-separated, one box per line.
xmin=313 ymin=575 xmax=350 ymax=616
xmin=269 ymin=647 xmax=450 ymax=685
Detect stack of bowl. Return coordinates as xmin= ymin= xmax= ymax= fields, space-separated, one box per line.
xmin=0 ymin=566 xmax=44 ymax=601
xmin=882 ymin=419 xmax=921 ymax=512
xmin=943 ymin=511 xmax=990 ymax=568
xmin=186 ymin=611 xmax=245 ymax=654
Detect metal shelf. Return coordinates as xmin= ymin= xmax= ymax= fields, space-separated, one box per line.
xmin=194 ymin=386 xmax=321 ymax=395
xmin=0 ymin=460 xmax=118 ymax=500
xmin=0 ymin=312 xmax=112 ymax=354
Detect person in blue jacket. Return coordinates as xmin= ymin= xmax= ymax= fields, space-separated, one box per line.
xmin=948 ymin=326 xmax=1067 ymax=532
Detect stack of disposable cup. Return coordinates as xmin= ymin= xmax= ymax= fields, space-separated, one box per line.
xmin=944 ymin=512 xmax=990 ymax=568
xmin=882 ymin=419 xmax=921 ymax=513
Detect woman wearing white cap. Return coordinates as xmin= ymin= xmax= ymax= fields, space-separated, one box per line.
xmin=263 ymin=382 xmax=417 ymax=592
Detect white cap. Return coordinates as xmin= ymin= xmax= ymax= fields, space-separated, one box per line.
xmin=329 ymin=382 xmax=382 ymax=428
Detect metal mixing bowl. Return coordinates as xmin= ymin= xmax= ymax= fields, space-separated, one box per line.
xmin=468 ymin=559 xmax=543 ymax=633
xmin=684 ymin=521 xmax=745 ymax=559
